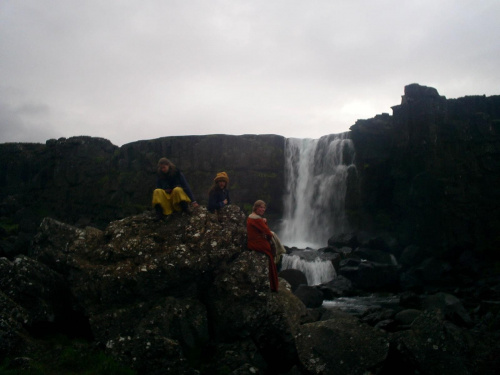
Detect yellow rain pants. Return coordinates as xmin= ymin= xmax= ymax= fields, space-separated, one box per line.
xmin=152 ymin=187 xmax=191 ymax=215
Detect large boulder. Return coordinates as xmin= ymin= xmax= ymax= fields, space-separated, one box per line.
xmin=0 ymin=254 xmax=79 ymax=360
xmin=27 ymin=205 xmax=306 ymax=373
xmin=278 ymin=268 xmax=308 ymax=292
xmin=0 ymin=290 xmax=31 ymax=359
xmin=32 ymin=206 xmax=247 ymax=311
xmin=293 ymin=285 xmax=324 ymax=308
xmin=92 ymin=296 xmax=209 ymax=374
xmin=318 ymin=275 xmax=355 ymax=298
xmin=389 ymin=310 xmax=473 ymax=375
xmin=422 ymin=292 xmax=472 ymax=327
xmin=338 ymin=258 xmax=399 ymax=291
xmin=296 ymin=310 xmax=389 ymax=374
xmin=208 ymin=250 xmax=306 ymax=373
xmin=0 ymin=255 xmax=69 ymax=325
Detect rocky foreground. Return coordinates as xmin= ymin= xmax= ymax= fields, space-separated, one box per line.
xmin=1 ymin=205 xmax=500 ymax=374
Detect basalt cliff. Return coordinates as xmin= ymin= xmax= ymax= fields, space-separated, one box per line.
xmin=2 ymin=84 xmax=499 ymax=260
xmin=1 ymin=84 xmax=500 ymax=374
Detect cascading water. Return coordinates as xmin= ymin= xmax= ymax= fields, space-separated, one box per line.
xmin=280 ymin=133 xmax=356 ymax=247
xmin=278 ymin=133 xmax=356 ymax=285
xmin=281 ymin=254 xmax=337 ymax=286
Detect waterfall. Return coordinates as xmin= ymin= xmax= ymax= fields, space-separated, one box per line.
xmin=279 ymin=134 xmax=356 ymax=249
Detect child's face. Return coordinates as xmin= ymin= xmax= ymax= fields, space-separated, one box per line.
xmin=256 ymin=205 xmax=266 ymax=216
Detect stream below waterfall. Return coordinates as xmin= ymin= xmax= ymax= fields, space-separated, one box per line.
xmin=322 ymin=294 xmax=401 ymax=315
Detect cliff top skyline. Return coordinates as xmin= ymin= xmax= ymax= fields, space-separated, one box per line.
xmin=1 ymin=0 xmax=499 ymax=146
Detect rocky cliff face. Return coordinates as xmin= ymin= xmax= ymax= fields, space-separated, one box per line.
xmin=349 ymin=83 xmax=500 ymax=260
xmin=0 ymin=134 xmax=284 ymax=257
xmin=1 ymin=85 xmax=499 ymax=264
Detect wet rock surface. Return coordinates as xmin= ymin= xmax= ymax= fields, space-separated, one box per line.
xmin=0 ymin=206 xmax=499 ymax=374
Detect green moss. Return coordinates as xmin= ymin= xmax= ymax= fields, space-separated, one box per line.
xmin=256 ymin=172 xmax=277 ymax=178
xmin=243 ymin=203 xmax=253 ymax=214
xmin=0 ymin=219 xmax=19 ymax=236
xmin=93 ymin=156 xmax=107 ymax=164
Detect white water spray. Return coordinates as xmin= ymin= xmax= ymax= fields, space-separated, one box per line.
xmin=279 ymin=134 xmax=356 ymax=249
xmin=281 ymin=254 xmax=337 ymax=286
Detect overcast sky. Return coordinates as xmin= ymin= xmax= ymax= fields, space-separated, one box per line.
xmin=1 ymin=0 xmax=499 ymax=146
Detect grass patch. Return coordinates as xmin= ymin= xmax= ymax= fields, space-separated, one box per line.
xmin=0 ymin=335 xmax=136 ymax=375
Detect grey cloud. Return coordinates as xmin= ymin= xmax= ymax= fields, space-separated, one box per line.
xmin=1 ymin=0 xmax=499 ymax=146
xmin=0 ymin=93 xmax=55 ymax=143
